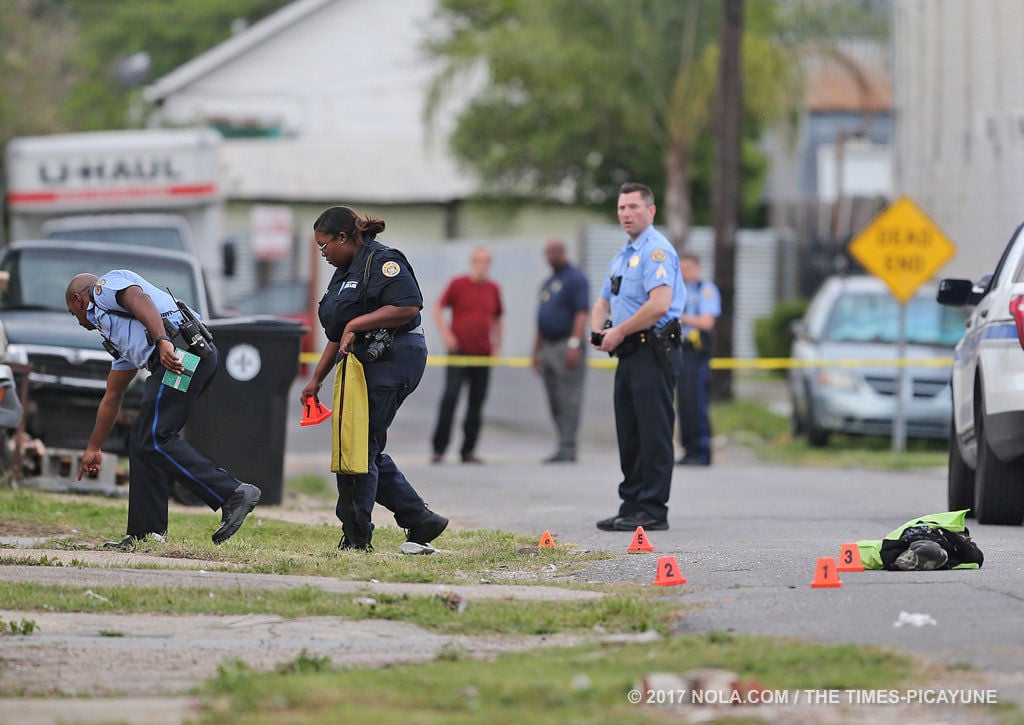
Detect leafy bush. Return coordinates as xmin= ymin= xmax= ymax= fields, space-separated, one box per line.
xmin=754 ymin=298 xmax=810 ymax=363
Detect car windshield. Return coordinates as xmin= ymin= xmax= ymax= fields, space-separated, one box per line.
xmin=825 ymin=292 xmax=966 ymax=346
xmin=0 ymin=248 xmax=201 ymax=313
xmin=45 ymin=227 xmax=186 ymax=252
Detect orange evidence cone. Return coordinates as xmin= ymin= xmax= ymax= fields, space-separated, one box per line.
xmin=836 ymin=543 xmax=865 ymax=572
xmin=538 ymin=530 xmax=556 ymax=548
xmin=300 ymin=397 xmax=332 ymax=426
xmin=652 ymin=555 xmax=687 ymax=586
xmin=627 ymin=526 xmax=655 ymax=553
xmin=810 ymin=556 xmax=843 ymax=588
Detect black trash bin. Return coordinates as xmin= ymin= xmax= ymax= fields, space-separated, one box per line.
xmin=182 ymin=315 xmax=307 ymax=506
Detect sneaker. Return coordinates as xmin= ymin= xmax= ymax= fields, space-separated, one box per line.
xmin=101 ymin=532 xmax=165 ymax=550
xmin=406 ymin=509 xmax=449 ymax=544
xmin=894 ymin=539 xmax=949 ymax=571
xmin=101 ymin=536 xmax=136 ymax=550
xmin=212 ymin=483 xmax=261 ymax=545
xmin=399 ymin=541 xmax=437 ymax=555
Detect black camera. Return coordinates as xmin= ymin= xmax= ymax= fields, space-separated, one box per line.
xmin=360 ymin=328 xmax=395 ymax=363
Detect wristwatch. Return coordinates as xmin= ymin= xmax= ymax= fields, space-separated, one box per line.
xmin=154 ymin=335 xmax=172 ymax=345
xmin=566 ymin=337 xmax=581 ymax=349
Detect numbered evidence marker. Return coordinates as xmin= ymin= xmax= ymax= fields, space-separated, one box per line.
xmin=836 ymin=542 xmax=865 ymax=572
xmin=652 ymin=555 xmax=687 ymax=586
xmin=628 ymin=526 xmax=655 ymax=552
xmin=810 ymin=556 xmax=843 ymax=588
xmin=161 ymin=348 xmax=200 ymax=392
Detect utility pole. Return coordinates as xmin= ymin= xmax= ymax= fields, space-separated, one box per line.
xmin=711 ymin=0 xmax=743 ymax=401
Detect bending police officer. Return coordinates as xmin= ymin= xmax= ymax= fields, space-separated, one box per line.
xmin=66 ymin=271 xmax=261 ymax=548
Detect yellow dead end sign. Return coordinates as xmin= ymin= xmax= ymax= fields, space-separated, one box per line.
xmin=848 ymin=196 xmax=957 ymax=302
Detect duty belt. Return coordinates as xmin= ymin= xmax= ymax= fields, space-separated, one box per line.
xmin=612 ymin=319 xmax=682 ymax=361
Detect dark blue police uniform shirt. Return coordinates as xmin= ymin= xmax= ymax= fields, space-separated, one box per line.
xmin=537 ymin=264 xmax=589 ymax=340
xmin=318 ymin=239 xmax=423 ymax=342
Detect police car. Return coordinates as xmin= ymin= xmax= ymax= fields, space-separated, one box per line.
xmin=937 ymin=222 xmax=1024 ymax=525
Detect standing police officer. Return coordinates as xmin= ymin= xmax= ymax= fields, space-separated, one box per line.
xmin=676 ymin=253 xmax=721 ymax=466
xmin=591 ymin=183 xmax=684 ymax=532
xmin=66 ymin=271 xmax=261 ymax=549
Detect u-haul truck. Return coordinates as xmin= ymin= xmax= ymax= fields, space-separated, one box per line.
xmin=3 ymin=127 xmax=229 ymax=306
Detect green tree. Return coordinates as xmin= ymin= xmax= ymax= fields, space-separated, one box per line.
xmin=65 ymin=0 xmax=291 ymax=130
xmin=0 ymin=1 xmax=80 ymax=141
xmin=427 ymin=0 xmax=799 ymax=244
xmin=0 ymin=0 xmax=291 ymax=145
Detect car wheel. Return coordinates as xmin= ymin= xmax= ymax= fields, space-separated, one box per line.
xmin=947 ymin=413 xmax=975 ymax=517
xmin=0 ymin=429 xmax=11 ymax=476
xmin=789 ymin=386 xmax=805 ymax=436
xmin=804 ymin=382 xmax=830 ymax=447
xmin=975 ymin=390 xmax=1024 ymax=525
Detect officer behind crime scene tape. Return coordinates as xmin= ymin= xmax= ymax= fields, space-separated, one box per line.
xmin=301 ymin=206 xmax=448 ymax=552
xmin=591 ymin=182 xmax=684 ymax=533
xmin=66 ymin=271 xmax=261 ymax=549
xmin=676 ymin=252 xmax=721 ymax=466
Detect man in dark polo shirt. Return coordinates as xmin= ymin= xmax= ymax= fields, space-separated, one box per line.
xmin=532 ymin=238 xmax=589 ymax=462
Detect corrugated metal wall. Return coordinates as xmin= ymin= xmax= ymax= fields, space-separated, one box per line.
xmin=582 ymin=225 xmax=781 ymax=359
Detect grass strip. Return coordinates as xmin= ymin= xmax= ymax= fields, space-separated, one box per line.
xmin=192 ymin=634 xmax=928 ymax=724
xmin=0 ymin=489 xmax=610 ymax=584
xmin=0 ymin=581 xmax=676 ymax=636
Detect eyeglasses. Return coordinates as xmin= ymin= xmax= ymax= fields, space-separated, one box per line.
xmin=316 ymin=234 xmax=339 ymax=252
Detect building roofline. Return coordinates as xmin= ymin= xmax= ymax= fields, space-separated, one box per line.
xmin=143 ymin=0 xmax=334 ymax=103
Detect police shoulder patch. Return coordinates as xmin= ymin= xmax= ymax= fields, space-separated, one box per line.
xmin=702 ymin=286 xmax=715 ymax=297
xmin=381 ymin=261 xmax=400 ymax=278
xmin=651 ymin=249 xmax=667 ymax=263
xmin=95 ymin=280 xmax=106 ymax=296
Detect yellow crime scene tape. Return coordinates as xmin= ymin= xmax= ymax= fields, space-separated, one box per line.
xmin=299 ymin=352 xmax=953 ymax=371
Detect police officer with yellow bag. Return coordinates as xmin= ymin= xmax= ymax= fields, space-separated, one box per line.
xmin=301 ymin=206 xmax=448 ymax=552
xmin=591 ymin=183 xmax=684 ymax=532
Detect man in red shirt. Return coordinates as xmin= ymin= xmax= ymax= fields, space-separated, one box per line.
xmin=431 ymin=246 xmax=504 ymax=463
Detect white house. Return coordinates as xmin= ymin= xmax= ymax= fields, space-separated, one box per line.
xmin=892 ymin=0 xmax=1024 ymax=281
xmin=143 ymin=0 xmax=606 ymax=356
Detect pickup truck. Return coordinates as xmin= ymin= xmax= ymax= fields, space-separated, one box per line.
xmin=0 ymin=240 xmax=211 ymax=454
xmin=39 ymin=213 xmax=194 ymax=253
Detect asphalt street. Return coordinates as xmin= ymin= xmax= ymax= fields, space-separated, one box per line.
xmin=287 ymin=363 xmax=1024 ymax=699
